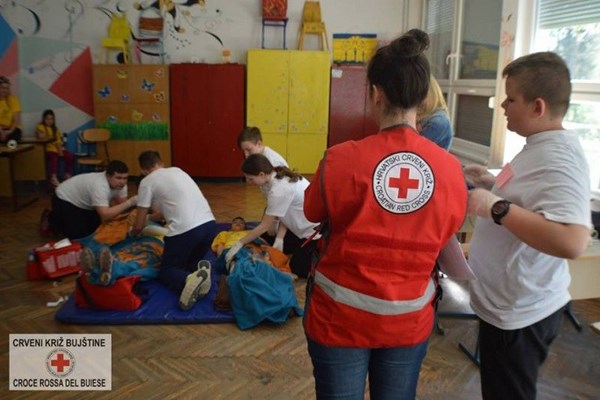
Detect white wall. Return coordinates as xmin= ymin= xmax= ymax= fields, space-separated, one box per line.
xmin=4 ymin=0 xmax=410 ymax=65
xmin=1 ymin=0 xmax=416 ymax=135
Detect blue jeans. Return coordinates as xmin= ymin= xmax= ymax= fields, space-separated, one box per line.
xmin=307 ymin=336 xmax=429 ymax=400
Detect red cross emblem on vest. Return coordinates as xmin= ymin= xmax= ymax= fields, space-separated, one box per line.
xmin=389 ymin=167 xmax=420 ymax=199
xmin=372 ymin=152 xmax=435 ymax=214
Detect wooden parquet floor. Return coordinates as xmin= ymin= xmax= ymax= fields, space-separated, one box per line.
xmin=1 ymin=180 xmax=599 ymax=399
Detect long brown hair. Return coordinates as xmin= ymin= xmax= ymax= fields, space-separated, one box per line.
xmin=241 ymin=153 xmax=303 ymax=183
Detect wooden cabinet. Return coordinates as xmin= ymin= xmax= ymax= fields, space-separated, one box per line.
xmin=170 ymin=63 xmax=245 ymax=178
xmin=92 ymin=65 xmax=171 ymax=175
xmin=328 ymin=65 xmax=378 ymax=147
xmin=247 ymin=49 xmax=330 ymax=173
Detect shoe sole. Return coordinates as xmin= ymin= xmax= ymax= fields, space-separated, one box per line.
xmin=179 ymin=262 xmax=211 ymax=310
xmin=196 ymin=260 xmax=212 ymax=298
xmin=98 ymin=247 xmax=113 ymax=286
xmin=79 ymin=247 xmax=95 ymax=274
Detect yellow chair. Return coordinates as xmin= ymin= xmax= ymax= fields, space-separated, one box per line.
xmin=298 ymin=1 xmax=328 ymax=50
xmin=76 ymin=129 xmax=111 ymax=171
xmin=101 ymin=12 xmax=131 ymax=64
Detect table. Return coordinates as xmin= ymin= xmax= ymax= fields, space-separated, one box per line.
xmin=18 ymin=137 xmax=54 ymax=181
xmin=0 ymin=144 xmax=38 ymax=211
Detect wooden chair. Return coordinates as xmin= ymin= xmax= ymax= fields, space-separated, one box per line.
xmin=101 ymin=12 xmax=131 ymax=64
xmin=76 ymin=129 xmax=111 ymax=172
xmin=298 ymin=1 xmax=328 ymax=50
xmin=262 ymin=0 xmax=288 ymax=49
xmin=134 ymin=10 xmax=165 ymax=63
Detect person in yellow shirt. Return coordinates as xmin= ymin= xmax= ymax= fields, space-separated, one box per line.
xmin=36 ymin=109 xmax=74 ymax=187
xmin=211 ymin=216 xmax=250 ymax=256
xmin=0 ymin=76 xmax=22 ymax=143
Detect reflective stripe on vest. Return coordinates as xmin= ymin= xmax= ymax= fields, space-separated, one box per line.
xmin=314 ymin=271 xmax=436 ymax=316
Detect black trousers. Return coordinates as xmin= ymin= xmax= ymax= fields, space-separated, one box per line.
xmin=50 ymin=193 xmax=100 ymax=240
xmin=479 ymin=307 xmax=563 ymax=400
xmin=262 ymin=230 xmax=317 ymax=278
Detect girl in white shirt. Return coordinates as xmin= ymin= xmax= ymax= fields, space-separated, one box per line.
xmin=225 ymin=154 xmax=319 ymax=277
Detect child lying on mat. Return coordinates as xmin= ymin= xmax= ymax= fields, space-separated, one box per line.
xmin=78 ymin=210 xmax=168 ymax=286
xmin=212 ymin=218 xmax=302 ymax=330
xmin=212 ymin=216 xmax=293 ymax=276
xmin=211 ymin=216 xmax=251 ymax=256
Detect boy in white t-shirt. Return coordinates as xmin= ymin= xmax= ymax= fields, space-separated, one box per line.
xmin=237 ymin=126 xmax=288 ymax=168
xmin=51 ymin=160 xmax=137 ymax=239
xmin=465 ymin=52 xmax=591 ymax=400
xmin=130 ymin=150 xmax=217 ymax=311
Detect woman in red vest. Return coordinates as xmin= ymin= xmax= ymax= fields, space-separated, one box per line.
xmin=304 ymin=29 xmax=467 ymax=399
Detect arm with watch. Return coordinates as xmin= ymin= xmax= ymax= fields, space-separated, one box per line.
xmin=467 ymin=188 xmax=589 ymax=259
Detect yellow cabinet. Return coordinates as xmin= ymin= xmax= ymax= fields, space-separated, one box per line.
xmin=247 ymin=49 xmax=330 ymax=173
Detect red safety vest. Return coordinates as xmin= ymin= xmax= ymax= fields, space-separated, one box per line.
xmin=304 ymin=126 xmax=467 ymax=347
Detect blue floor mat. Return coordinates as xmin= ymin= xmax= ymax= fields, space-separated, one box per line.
xmin=55 ymin=223 xmax=235 ymax=325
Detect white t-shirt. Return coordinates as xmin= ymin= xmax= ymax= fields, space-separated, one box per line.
xmin=137 ymin=167 xmax=215 ymax=236
xmin=469 ymin=130 xmax=591 ymax=330
xmin=263 ymin=173 xmax=319 ymax=239
xmin=263 ymin=146 xmax=288 ymax=167
xmin=56 ymin=171 xmax=127 ymax=210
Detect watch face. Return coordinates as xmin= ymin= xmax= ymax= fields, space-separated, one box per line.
xmin=492 ymin=201 xmax=508 ymax=214
xmin=492 ymin=200 xmax=511 ymax=225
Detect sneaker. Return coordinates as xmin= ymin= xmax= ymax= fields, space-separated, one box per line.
xmin=179 ymin=261 xmax=211 ymax=310
xmin=196 ymin=260 xmax=212 ymax=298
xmin=98 ymin=246 xmax=113 ymax=286
xmin=79 ymin=247 xmax=95 ymax=274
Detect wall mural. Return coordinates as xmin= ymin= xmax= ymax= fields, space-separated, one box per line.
xmin=0 ymin=0 xmax=236 ymax=142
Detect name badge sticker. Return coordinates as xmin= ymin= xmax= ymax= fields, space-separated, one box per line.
xmin=495 ymin=163 xmax=514 ymax=188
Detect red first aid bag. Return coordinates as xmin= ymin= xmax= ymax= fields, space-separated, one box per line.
xmin=32 ymin=241 xmax=81 ymax=279
xmin=75 ymin=274 xmax=146 ymax=311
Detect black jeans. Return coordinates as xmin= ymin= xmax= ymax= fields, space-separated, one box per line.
xmin=479 ymin=307 xmax=563 ymax=400
xmin=50 ymin=193 xmax=100 ymax=240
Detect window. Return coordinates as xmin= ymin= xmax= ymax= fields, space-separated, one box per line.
xmin=423 ymin=0 xmax=503 ymax=165
xmin=532 ymin=0 xmax=600 ymax=196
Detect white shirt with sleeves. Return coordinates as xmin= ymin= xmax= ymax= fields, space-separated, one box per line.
xmin=263 ymin=146 xmax=288 ymax=167
xmin=56 ymin=171 xmax=127 ymax=210
xmin=137 ymin=167 xmax=215 ymax=236
xmin=469 ymin=130 xmax=591 ymax=330
xmin=264 ymin=173 xmax=319 ymax=239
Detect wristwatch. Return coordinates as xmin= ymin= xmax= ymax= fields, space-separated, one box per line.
xmin=491 ymin=199 xmax=512 ymax=225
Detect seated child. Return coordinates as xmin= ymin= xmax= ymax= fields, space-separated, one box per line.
xmin=36 ymin=109 xmax=74 ymax=187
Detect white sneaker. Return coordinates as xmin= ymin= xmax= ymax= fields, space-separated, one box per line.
xmin=196 ymin=260 xmax=212 ymax=298
xmin=179 ymin=260 xmax=211 ymax=310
